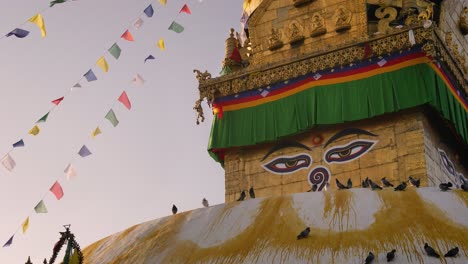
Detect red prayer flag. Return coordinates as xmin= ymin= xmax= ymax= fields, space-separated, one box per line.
xmin=362 ymin=42 xmax=372 ymax=59
xmin=121 ymin=30 xmax=134 ymax=41
xmin=180 ymin=4 xmax=191 ymax=14
xmin=50 ymin=181 xmax=64 ymax=200
xmin=51 ymin=96 xmax=64 ymax=105
xmin=118 ymin=91 xmax=131 ymax=110
xmin=230 ymin=47 xmax=241 ymax=63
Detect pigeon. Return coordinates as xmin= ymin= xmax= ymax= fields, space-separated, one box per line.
xmin=394 ymin=182 xmax=407 ymax=191
xmin=237 ymin=190 xmax=246 ymax=201
xmin=409 ymin=176 xmax=420 ymax=188
xmin=336 ymin=179 xmax=347 ymax=190
xmin=249 ymin=187 xmax=256 ymax=198
xmin=307 ymin=184 xmax=318 ymax=192
xmin=202 ymin=198 xmax=209 ymax=207
xmin=365 ymin=252 xmax=375 ymax=264
xmin=369 ymin=179 xmax=383 ymax=190
xmin=346 ymin=178 xmax=352 ymax=189
xmin=424 ymin=243 xmax=440 ymax=258
xmin=362 ymin=177 xmax=370 ymax=188
xmin=439 ymin=182 xmax=453 ymax=191
xmin=172 ymin=204 xmax=178 ymax=215
xmin=297 ymin=227 xmax=310 ymax=240
xmin=444 ymin=247 xmax=459 ymax=257
xmin=387 ymin=249 xmax=396 ymax=262
xmin=381 ymin=177 xmax=394 ymax=187
xmin=461 ymin=183 xmax=468 ymax=192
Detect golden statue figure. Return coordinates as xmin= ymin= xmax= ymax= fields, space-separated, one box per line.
xmin=460 ymin=7 xmax=468 ymax=35
xmin=335 ymin=6 xmax=352 ymax=32
xmin=288 ymin=20 xmax=305 ymax=44
xmin=268 ymin=28 xmax=284 ymax=50
xmin=310 ymin=13 xmax=327 ymax=37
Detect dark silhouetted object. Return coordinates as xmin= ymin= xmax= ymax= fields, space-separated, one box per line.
xmin=439 ymin=182 xmax=452 ymax=191
xmin=444 ymin=247 xmax=459 ymax=257
xmin=25 ymin=256 xmax=32 ymax=264
xmin=336 ymin=179 xmax=347 ymax=190
xmin=365 ymin=252 xmax=375 ymax=264
xmin=387 ymin=249 xmax=396 ymax=262
xmin=369 ymin=180 xmax=383 ymax=190
xmin=307 ymin=184 xmax=318 ymax=192
xmin=237 ymin=190 xmax=246 ymax=201
xmin=346 ymin=178 xmax=352 ymax=189
xmin=424 ymin=243 xmax=440 ymax=258
xmin=394 ymin=182 xmax=407 ymax=191
xmin=172 ymin=204 xmax=178 ymax=215
xmin=249 ymin=187 xmax=256 ymax=198
xmin=409 ymin=176 xmax=420 ymax=187
xmin=297 ymin=227 xmax=310 ymax=240
xmin=461 ymin=183 xmax=468 ymax=191
xmin=202 ymin=198 xmax=209 ymax=208
xmin=362 ymin=177 xmax=369 ymax=188
xmin=381 ymin=177 xmax=394 ymax=187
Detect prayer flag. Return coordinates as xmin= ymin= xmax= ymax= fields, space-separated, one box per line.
xmin=144 ymin=4 xmax=154 ymax=17
xmin=121 ymin=30 xmax=134 ymax=41
xmin=50 ymin=181 xmax=64 ymax=200
xmin=29 ymin=125 xmax=40 ymax=136
xmin=84 ymin=69 xmax=97 ymax=82
xmin=52 ymin=96 xmax=64 ymax=105
xmin=157 ymin=38 xmax=165 ymax=50
xmin=105 ymin=109 xmax=119 ymax=127
xmin=37 ymin=112 xmax=49 ymax=123
xmin=22 ymin=217 xmax=29 ymax=234
xmin=78 ymin=145 xmax=92 ymax=157
xmin=144 ymin=55 xmax=155 ymax=63
xmin=108 ymin=43 xmax=121 ymax=59
xmin=180 ymin=4 xmax=191 ymax=14
xmin=3 ymin=235 xmax=13 ymax=247
xmin=160 ymin=0 xmax=167 ymax=5
xmin=260 ymin=90 xmax=269 ymax=97
xmin=73 ymin=83 xmax=81 ymax=88
xmin=50 ymin=0 xmax=66 ymax=7
xmin=28 ymin=14 xmax=46 ymax=37
xmin=133 ymin=18 xmax=144 ymax=29
xmin=313 ymin=73 xmax=322 ymax=80
xmin=1 ymin=154 xmax=16 ymax=171
xmin=132 ymin=74 xmax=145 ymax=85
xmin=377 ymin=59 xmax=387 ymax=67
xmin=168 ymin=21 xmax=184 ymax=33
xmin=12 ymin=139 xmax=24 ymax=148
xmin=230 ymin=47 xmax=241 ymax=63
xmin=6 ymin=28 xmax=29 ymax=38
xmin=34 ymin=200 xmax=48 ymax=213
xmin=96 ymin=56 xmax=109 ymax=73
xmin=362 ymin=43 xmax=372 ymax=59
xmin=91 ymin=127 xmax=101 ymax=138
xmin=64 ymin=163 xmax=77 ymax=179
xmin=118 ymin=91 xmax=131 ymax=110
xmin=408 ymin=30 xmax=416 ymax=46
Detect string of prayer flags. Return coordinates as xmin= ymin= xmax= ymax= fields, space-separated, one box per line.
xmin=121 ymin=30 xmax=134 ymax=42
xmin=84 ymin=69 xmax=97 ymax=82
xmin=3 ymin=235 xmax=13 ymax=247
xmin=52 ymin=96 xmax=64 ymax=105
xmin=168 ymin=21 xmax=184 ymax=33
xmin=157 ymin=38 xmax=165 ymax=50
xmin=78 ymin=145 xmax=92 ymax=158
xmin=91 ymin=127 xmax=102 ymax=138
xmin=64 ymin=163 xmax=77 ymax=179
xmin=180 ymin=4 xmax=191 ymax=14
xmin=132 ymin=74 xmax=145 ymax=85
xmin=50 ymin=0 xmax=66 ymax=7
xmin=159 ymin=0 xmax=167 ymax=6
xmin=118 ymin=91 xmax=131 ymax=110
xmin=28 ymin=14 xmax=46 ymax=38
xmin=144 ymin=55 xmax=155 ymax=63
xmin=37 ymin=112 xmax=50 ymax=123
xmin=97 ymin=56 xmax=109 ymax=73
xmin=21 ymin=217 xmax=29 ymax=234
xmin=34 ymin=200 xmax=48 ymax=213
xmin=133 ymin=18 xmax=144 ymax=29
xmin=108 ymin=43 xmax=122 ymax=60
xmin=1 ymin=154 xmax=16 ymax=172
xmin=13 ymin=139 xmax=25 ymax=148
xmin=29 ymin=125 xmax=40 ymax=136
xmin=6 ymin=28 xmax=29 ymax=38
xmin=144 ymin=4 xmax=154 ymax=17
xmin=105 ymin=109 xmax=119 ymax=127
xmin=50 ymin=181 xmax=64 ymax=200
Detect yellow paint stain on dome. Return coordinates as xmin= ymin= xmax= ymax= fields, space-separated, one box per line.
xmin=454 ymin=190 xmax=468 ymax=207
xmin=322 ymin=190 xmax=355 ymax=231
xmin=84 ymin=191 xmax=468 ymax=263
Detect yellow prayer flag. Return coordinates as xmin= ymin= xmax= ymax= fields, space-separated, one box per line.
xmin=157 ymin=38 xmax=165 ymax=51
xmin=160 ymin=0 xmax=167 ymax=5
xmin=91 ymin=127 xmax=102 ymax=138
xmin=22 ymin=217 xmax=29 ymax=234
xmin=97 ymin=56 xmax=109 ymax=73
xmin=28 ymin=14 xmax=46 ymax=38
xmin=29 ymin=125 xmax=40 ymax=136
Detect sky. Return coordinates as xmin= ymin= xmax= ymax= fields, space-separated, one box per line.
xmin=0 ymin=0 xmax=243 ymax=262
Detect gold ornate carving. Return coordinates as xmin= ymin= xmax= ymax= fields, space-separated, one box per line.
xmin=288 ymin=20 xmax=305 ymax=44
xmin=310 ymin=12 xmax=327 ymax=37
xmin=445 ymin=32 xmax=452 ymax=47
xmin=268 ymin=28 xmax=284 ymax=50
xmin=334 ymin=5 xmax=352 ymax=33
xmin=193 ymin=69 xmax=212 ymax=84
xmin=460 ymin=7 xmax=468 ymax=35
xmin=375 ymin=6 xmax=398 ymax=34
xmin=417 ymin=2 xmax=434 ymax=21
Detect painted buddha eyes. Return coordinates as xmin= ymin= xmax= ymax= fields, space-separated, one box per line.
xmin=324 ymin=139 xmax=377 ymax=164
xmin=262 ymin=154 xmax=312 ymax=174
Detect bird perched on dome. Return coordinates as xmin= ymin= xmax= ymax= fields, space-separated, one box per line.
xmin=424 ymin=243 xmax=440 ymax=258
xmin=394 ymin=182 xmax=407 ymax=191
xmin=444 ymin=246 xmax=459 ymax=257
xmin=296 ymin=227 xmax=310 ymax=240
xmin=237 ymin=190 xmax=246 ymax=201
xmin=381 ymin=177 xmax=393 ymax=187
xmin=439 ymin=182 xmax=452 ymax=191
xmin=172 ymin=204 xmax=178 ymax=215
xmin=202 ymin=198 xmax=209 ymax=207
xmin=387 ymin=249 xmax=396 ymax=262
xmin=409 ymin=176 xmax=420 ymax=187
xmin=365 ymin=252 xmax=374 ymax=264
xmin=249 ymin=187 xmax=255 ymax=198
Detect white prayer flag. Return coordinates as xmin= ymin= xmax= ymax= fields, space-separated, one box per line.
xmin=313 ymin=73 xmax=322 ymax=80
xmin=377 ymin=59 xmax=387 ymax=67
xmin=408 ymin=30 xmax=416 ymax=46
xmin=261 ymin=90 xmax=269 ymax=97
xmin=133 ymin=18 xmax=144 ymax=29
xmin=132 ymin=74 xmax=145 ymax=86
xmin=64 ymin=163 xmax=77 ymax=180
xmin=1 ymin=154 xmax=16 ymax=172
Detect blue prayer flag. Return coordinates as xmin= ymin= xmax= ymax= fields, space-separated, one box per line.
xmin=6 ymin=28 xmax=29 ymax=38
xmin=144 ymin=4 xmax=154 ymax=17
xmin=12 ymin=139 xmax=24 ymax=148
xmin=78 ymin=145 xmax=92 ymax=157
xmin=83 ymin=70 xmax=97 ymax=82
xmin=3 ymin=235 xmax=13 ymax=247
xmin=144 ymin=55 xmax=155 ymax=63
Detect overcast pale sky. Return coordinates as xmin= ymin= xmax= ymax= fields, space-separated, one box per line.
xmin=0 ymin=0 xmax=242 ymax=262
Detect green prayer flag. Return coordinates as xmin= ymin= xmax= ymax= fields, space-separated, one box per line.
xmin=108 ymin=43 xmax=121 ymax=59
xmin=220 ymin=65 xmax=232 ymax=76
xmin=168 ymin=21 xmax=184 ymax=33
xmin=34 ymin=200 xmax=48 ymax=213
xmin=105 ymin=109 xmax=119 ymax=127
xmin=50 ymin=0 xmax=66 ymax=7
xmin=37 ymin=112 xmax=49 ymax=123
